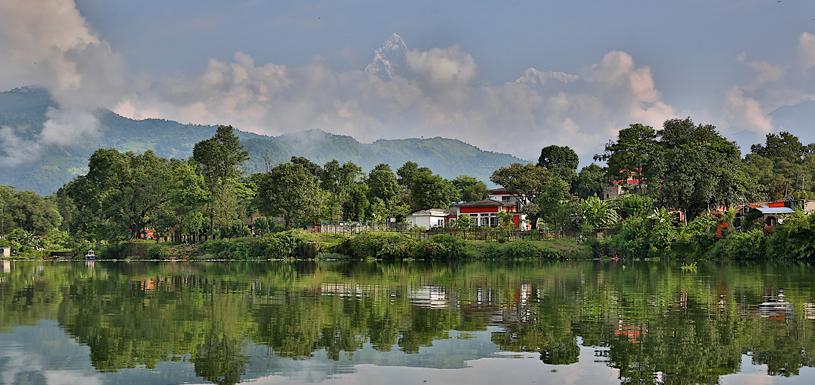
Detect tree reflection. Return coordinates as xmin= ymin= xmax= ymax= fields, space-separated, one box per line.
xmin=1 ymin=261 xmax=814 ymax=385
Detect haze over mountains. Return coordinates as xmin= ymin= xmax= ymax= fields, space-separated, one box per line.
xmin=0 ymin=87 xmax=526 ymax=195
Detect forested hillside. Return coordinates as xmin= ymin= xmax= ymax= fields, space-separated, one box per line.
xmin=0 ymin=87 xmax=525 ymax=193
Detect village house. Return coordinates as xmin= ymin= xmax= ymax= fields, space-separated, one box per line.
xmin=486 ymin=188 xmax=520 ymax=207
xmin=603 ymin=176 xmax=642 ymax=200
xmin=405 ymin=208 xmax=449 ymax=230
xmin=405 ymin=188 xmax=530 ymax=230
xmin=448 ymin=193 xmax=529 ymax=230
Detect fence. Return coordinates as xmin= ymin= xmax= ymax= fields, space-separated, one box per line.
xmin=418 ymin=228 xmax=567 ymax=241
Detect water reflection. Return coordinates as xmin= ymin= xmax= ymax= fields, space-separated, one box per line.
xmin=0 ymin=261 xmax=814 ymax=384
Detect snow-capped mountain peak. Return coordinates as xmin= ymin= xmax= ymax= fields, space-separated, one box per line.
xmin=365 ymin=33 xmax=408 ymax=79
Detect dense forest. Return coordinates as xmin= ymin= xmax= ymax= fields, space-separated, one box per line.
xmin=3 ymin=117 xmax=815 ymax=260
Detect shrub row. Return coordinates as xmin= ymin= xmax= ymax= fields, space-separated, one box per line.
xmin=200 ymin=230 xmax=319 ymax=259
xmin=335 ymin=232 xmax=473 ymax=260
xmin=481 ymin=240 xmax=566 ymax=259
xmin=335 ymin=232 xmax=570 ymax=260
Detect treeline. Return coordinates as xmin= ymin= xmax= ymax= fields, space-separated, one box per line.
xmin=0 ymin=126 xmax=489 ymax=254
xmin=3 ymin=117 xmax=815 ymax=259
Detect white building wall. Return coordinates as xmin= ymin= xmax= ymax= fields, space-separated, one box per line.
xmin=406 ymin=214 xmax=446 ymax=230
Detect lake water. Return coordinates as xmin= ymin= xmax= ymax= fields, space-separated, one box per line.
xmin=1 ymin=260 xmax=814 ymax=385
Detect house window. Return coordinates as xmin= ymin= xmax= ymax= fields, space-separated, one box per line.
xmin=490 ymin=215 xmax=498 ymax=227
xmin=502 ymin=196 xmax=511 ymax=202
xmin=480 ymin=216 xmax=490 ymax=226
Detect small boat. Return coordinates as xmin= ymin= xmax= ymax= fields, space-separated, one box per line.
xmin=84 ymin=249 xmax=96 ymax=260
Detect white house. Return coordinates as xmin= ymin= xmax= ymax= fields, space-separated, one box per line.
xmin=487 ymin=188 xmax=520 ymax=207
xmin=406 ymin=208 xmax=449 ymax=230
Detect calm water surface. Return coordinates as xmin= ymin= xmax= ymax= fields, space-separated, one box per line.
xmin=1 ymin=260 xmax=815 ymax=385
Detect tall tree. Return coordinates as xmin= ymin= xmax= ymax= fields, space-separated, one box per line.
xmin=290 ymin=156 xmax=322 ymax=177
xmin=538 ymin=145 xmax=579 ymax=182
xmin=367 ymin=164 xmax=400 ymax=203
xmin=193 ymin=126 xmax=249 ymax=238
xmin=491 ymin=163 xmax=569 ymax=227
xmin=256 ymin=163 xmax=321 ymax=228
xmin=596 ymin=123 xmax=663 ymax=194
xmin=0 ymin=186 xmax=61 ymax=236
xmin=657 ymin=118 xmax=748 ymax=219
xmin=746 ymin=131 xmax=811 ymax=200
xmin=750 ymin=131 xmax=805 ymax=163
xmin=397 ymin=161 xmax=421 ymax=188
xmin=62 ymin=149 xmax=174 ymax=240
xmin=409 ymin=172 xmax=459 ymax=212
xmin=572 ymin=164 xmax=607 ymax=198
xmin=452 ymin=176 xmax=488 ymax=202
xmin=193 ymin=126 xmax=249 ymax=186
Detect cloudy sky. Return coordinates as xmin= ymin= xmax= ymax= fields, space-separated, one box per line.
xmin=2 ymin=0 xmax=815 ymax=161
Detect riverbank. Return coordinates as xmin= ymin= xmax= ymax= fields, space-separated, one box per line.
xmin=69 ymin=230 xmax=592 ymax=261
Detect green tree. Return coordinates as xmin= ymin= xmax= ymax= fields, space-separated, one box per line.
xmin=256 ymin=163 xmax=321 ymax=228
xmin=657 ymin=118 xmax=748 ymax=219
xmin=193 ymin=126 xmax=250 ymax=238
xmin=491 ymin=163 xmax=569 ymax=227
xmin=572 ymin=163 xmax=606 ymax=198
xmin=538 ymin=145 xmax=579 ymax=182
xmin=397 ymin=161 xmax=421 ymax=188
xmin=367 ymin=164 xmax=400 ymax=203
xmin=1 ymin=188 xmax=61 ymax=236
xmin=452 ymin=176 xmax=488 ymax=202
xmin=596 ymin=123 xmax=663 ymax=195
xmin=342 ymin=182 xmax=370 ymax=222
xmin=409 ymin=172 xmax=459 ymax=212
xmin=290 ymin=156 xmax=322 ymax=177
xmin=63 ymin=149 xmax=174 ymax=240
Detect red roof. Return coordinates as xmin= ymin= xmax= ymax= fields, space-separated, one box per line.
xmin=454 ymin=199 xmax=514 ymax=208
xmin=612 ymin=178 xmax=641 ymax=186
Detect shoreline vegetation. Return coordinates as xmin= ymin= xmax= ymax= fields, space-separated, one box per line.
xmin=43 ymin=231 xmax=592 ymax=261
xmin=4 ymin=118 xmax=815 ymax=261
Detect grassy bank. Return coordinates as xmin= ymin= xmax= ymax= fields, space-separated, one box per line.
xmin=91 ymin=230 xmax=591 ymax=260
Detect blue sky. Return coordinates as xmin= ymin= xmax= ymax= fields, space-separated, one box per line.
xmin=2 ymin=0 xmax=815 ymax=161
xmin=73 ymin=0 xmax=813 ymax=107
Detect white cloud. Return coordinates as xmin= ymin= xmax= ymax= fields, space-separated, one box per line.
xmin=800 ymin=32 xmax=815 ymax=70
xmin=2 ymin=1 xmax=679 ymax=162
xmin=0 ymin=126 xmax=42 ymax=167
xmin=722 ymin=32 xmax=815 ymax=135
xmin=114 ymin=38 xmax=676 ymax=160
xmin=0 ymin=0 xmax=126 ymax=162
xmin=724 ymin=87 xmax=773 ymax=134
xmin=405 ymin=46 xmax=477 ymax=86
xmin=515 ymin=68 xmax=579 ymax=86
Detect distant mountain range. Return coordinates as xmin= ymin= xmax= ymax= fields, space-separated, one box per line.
xmin=0 ymin=87 xmax=527 ymax=194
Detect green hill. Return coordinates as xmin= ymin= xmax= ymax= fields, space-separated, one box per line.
xmin=0 ymin=87 xmax=527 ymax=194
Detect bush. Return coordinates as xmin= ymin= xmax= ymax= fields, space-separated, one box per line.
xmin=200 ymin=230 xmax=318 ymax=259
xmin=766 ymin=212 xmax=815 ymax=260
xmin=609 ymin=211 xmax=678 ymax=258
xmin=709 ymin=230 xmax=767 ymax=260
xmin=336 ymin=232 xmax=418 ymax=259
xmin=672 ymin=214 xmax=718 ymax=257
xmin=483 ymin=240 xmax=563 ymax=259
xmin=413 ymin=234 xmax=466 ymax=260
